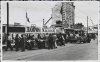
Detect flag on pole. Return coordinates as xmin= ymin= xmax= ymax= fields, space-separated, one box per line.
xmin=26 ymin=12 xmax=30 ymax=23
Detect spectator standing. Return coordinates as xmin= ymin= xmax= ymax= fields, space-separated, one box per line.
xmin=20 ymin=34 xmax=25 ymax=52
xmin=5 ymin=34 xmax=13 ymax=51
xmin=15 ymin=34 xmax=19 ymax=51
xmin=48 ymin=34 xmax=53 ymax=49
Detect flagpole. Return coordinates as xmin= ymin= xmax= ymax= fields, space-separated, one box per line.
xmin=25 ymin=11 xmax=27 ymax=33
xmin=26 ymin=18 xmax=27 ymax=33
xmin=25 ymin=10 xmax=30 ymax=33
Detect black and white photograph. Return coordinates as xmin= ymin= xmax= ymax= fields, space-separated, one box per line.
xmin=1 ymin=1 xmax=99 ymax=61
xmin=0 ymin=0 xmax=100 ymax=1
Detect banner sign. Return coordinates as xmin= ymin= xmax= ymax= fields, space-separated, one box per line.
xmin=26 ymin=25 xmax=55 ymax=33
xmin=42 ymin=28 xmax=55 ymax=32
xmin=26 ymin=26 xmax=41 ymax=32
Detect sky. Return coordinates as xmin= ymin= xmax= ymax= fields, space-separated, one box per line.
xmin=74 ymin=1 xmax=99 ymax=27
xmin=1 ymin=1 xmax=100 ymax=27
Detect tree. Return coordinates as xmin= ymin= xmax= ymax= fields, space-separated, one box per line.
xmin=56 ymin=20 xmax=62 ymax=24
xmin=74 ymin=23 xmax=84 ymax=29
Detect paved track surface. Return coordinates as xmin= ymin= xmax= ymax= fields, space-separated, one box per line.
xmin=3 ymin=39 xmax=98 ymax=60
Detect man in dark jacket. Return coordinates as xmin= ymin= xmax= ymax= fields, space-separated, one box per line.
xmin=20 ymin=34 xmax=25 ymax=52
xmin=48 ymin=34 xmax=53 ymax=49
xmin=59 ymin=33 xmax=65 ymax=46
xmin=87 ymin=34 xmax=91 ymax=43
xmin=15 ymin=34 xmax=19 ymax=51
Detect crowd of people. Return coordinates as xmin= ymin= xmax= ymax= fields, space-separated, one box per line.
xmin=3 ymin=33 xmax=66 ymax=52
xmin=2 ymin=32 xmax=95 ymax=52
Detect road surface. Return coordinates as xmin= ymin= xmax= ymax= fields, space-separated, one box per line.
xmin=3 ymin=39 xmax=98 ymax=60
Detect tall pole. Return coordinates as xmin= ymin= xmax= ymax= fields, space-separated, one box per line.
xmin=7 ymin=2 xmax=9 ymax=37
xmin=87 ymin=16 xmax=88 ymax=35
xmin=43 ymin=19 xmax=44 ymax=26
xmin=25 ymin=11 xmax=27 ymax=33
xmin=43 ymin=19 xmax=45 ymax=32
